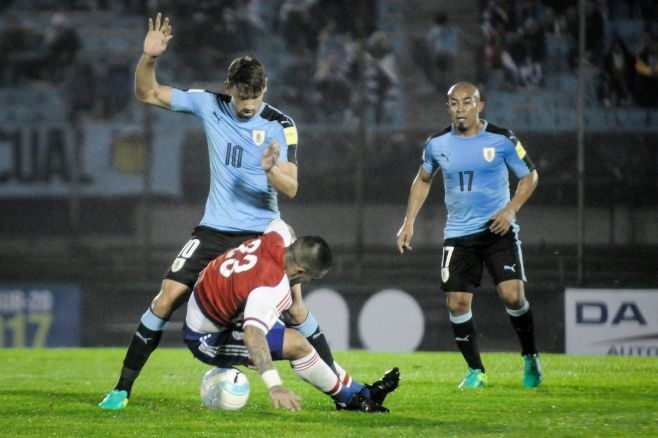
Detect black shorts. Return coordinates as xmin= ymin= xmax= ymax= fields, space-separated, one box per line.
xmin=440 ymin=228 xmax=526 ymax=293
xmin=165 ymin=226 xmax=262 ymax=288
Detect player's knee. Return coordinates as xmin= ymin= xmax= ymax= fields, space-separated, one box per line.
xmin=498 ymin=281 xmax=525 ymax=308
xmin=286 ymin=301 xmax=308 ymax=325
xmin=151 ymin=280 xmax=190 ymax=318
xmin=504 ymin=296 xmax=526 ymax=310
xmin=283 ymin=329 xmax=313 ymax=360
xmin=446 ymin=296 xmax=471 ymax=314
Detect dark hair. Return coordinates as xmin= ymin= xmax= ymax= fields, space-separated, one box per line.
xmin=227 ymin=56 xmax=267 ymax=97
xmin=290 ymin=236 xmax=332 ymax=276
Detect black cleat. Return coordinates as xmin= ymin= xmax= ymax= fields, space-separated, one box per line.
xmin=366 ymin=367 xmax=400 ymax=405
xmin=339 ymin=393 xmax=389 ymax=413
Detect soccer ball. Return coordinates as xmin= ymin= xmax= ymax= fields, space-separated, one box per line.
xmin=200 ymin=367 xmax=250 ymax=410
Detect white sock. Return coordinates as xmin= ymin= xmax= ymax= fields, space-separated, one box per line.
xmin=333 ymin=361 xmax=352 ymax=387
xmin=290 ymin=350 xmax=346 ymax=399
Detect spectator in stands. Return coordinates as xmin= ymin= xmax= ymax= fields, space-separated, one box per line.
xmin=564 ymin=1 xmax=604 ymax=70
xmin=643 ymin=7 xmax=658 ymax=40
xmin=482 ymin=0 xmax=521 ymax=89
xmin=426 ymin=12 xmax=461 ymax=93
xmin=96 ymin=59 xmax=132 ymax=118
xmin=278 ymin=0 xmax=316 ymax=52
xmin=43 ymin=13 xmax=81 ymax=82
xmin=633 ymin=32 xmax=658 ymax=107
xmin=310 ymin=0 xmax=378 ymax=42
xmin=314 ymin=54 xmax=352 ymax=123
xmin=0 ymin=13 xmax=29 ymax=85
xmin=313 ymin=18 xmax=352 ymax=123
xmin=173 ymin=12 xmax=212 ymax=81
xmin=279 ymin=46 xmax=317 ymax=122
xmin=483 ymin=27 xmax=520 ymax=89
xmin=64 ymin=55 xmax=96 ymax=121
xmin=482 ymin=0 xmax=513 ymax=37
xmin=219 ymin=7 xmax=254 ymax=52
xmin=516 ymin=17 xmax=546 ymax=88
xmin=362 ymin=31 xmax=400 ymax=124
xmin=598 ymin=37 xmax=635 ymax=107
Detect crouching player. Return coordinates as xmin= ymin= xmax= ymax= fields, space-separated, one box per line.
xmin=183 ymin=219 xmax=399 ymax=412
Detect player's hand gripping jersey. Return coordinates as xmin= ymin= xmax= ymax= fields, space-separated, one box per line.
xmin=170 ymin=89 xmax=299 ymax=232
xmin=422 ymin=121 xmax=535 ymax=238
xmin=187 ymin=219 xmax=294 ymax=335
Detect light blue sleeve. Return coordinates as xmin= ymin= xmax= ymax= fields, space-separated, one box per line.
xmin=421 ymin=141 xmax=437 ymax=174
xmin=503 ymin=137 xmax=531 ymax=179
xmin=170 ymin=88 xmax=207 ymax=115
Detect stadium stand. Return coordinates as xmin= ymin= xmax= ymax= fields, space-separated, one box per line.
xmin=0 ymin=0 xmax=656 ymax=329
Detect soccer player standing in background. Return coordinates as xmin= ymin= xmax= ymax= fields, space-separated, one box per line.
xmin=396 ymin=82 xmax=542 ymax=388
xmin=99 ymin=13 xmax=399 ymax=409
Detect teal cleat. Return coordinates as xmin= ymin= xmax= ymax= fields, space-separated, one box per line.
xmin=523 ymin=354 xmax=543 ymax=388
xmin=458 ymin=368 xmax=487 ymax=388
xmin=99 ymin=390 xmax=129 ymax=410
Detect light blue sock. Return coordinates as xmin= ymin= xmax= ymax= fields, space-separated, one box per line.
xmin=141 ymin=308 xmax=167 ymax=331
xmin=290 ymin=312 xmax=319 ymax=337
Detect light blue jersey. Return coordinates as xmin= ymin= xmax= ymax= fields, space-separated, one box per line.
xmin=422 ymin=121 xmax=535 ymax=239
xmin=170 ymin=88 xmax=298 ymax=232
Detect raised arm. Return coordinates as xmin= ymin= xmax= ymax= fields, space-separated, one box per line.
xmin=135 ymin=12 xmax=173 ymax=109
xmin=396 ymin=167 xmax=434 ymax=253
xmin=261 ymin=140 xmax=298 ymax=198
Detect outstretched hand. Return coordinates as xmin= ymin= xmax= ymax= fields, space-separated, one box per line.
xmin=143 ymin=12 xmax=172 ymax=58
xmin=261 ymin=140 xmax=281 ymax=173
xmin=268 ymin=386 xmax=301 ymax=411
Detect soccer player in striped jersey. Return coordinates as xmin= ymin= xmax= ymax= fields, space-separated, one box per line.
xmin=184 ymin=219 xmax=390 ymax=412
xmin=396 ymin=82 xmax=542 ymax=388
xmin=99 ymin=13 xmax=400 ymax=410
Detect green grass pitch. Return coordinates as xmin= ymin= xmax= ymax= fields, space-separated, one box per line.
xmin=1 ymin=349 xmax=656 ymax=437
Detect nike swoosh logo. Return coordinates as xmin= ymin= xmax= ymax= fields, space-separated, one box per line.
xmin=504 ymin=264 xmax=516 ymax=272
xmin=455 ymin=335 xmax=470 ymax=342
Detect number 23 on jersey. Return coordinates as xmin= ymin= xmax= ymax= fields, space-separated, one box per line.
xmin=219 ymin=239 xmax=262 ymax=277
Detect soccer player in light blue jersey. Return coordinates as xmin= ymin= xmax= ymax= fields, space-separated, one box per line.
xmin=100 ymin=13 xmax=399 ymax=410
xmin=396 ymin=82 xmax=542 ymax=389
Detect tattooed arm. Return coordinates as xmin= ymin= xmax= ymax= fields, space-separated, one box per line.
xmin=243 ymin=326 xmax=301 ymax=411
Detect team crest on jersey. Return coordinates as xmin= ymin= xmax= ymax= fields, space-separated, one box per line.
xmin=252 ymin=129 xmax=266 ymax=146
xmin=483 ymin=147 xmax=496 ymax=162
